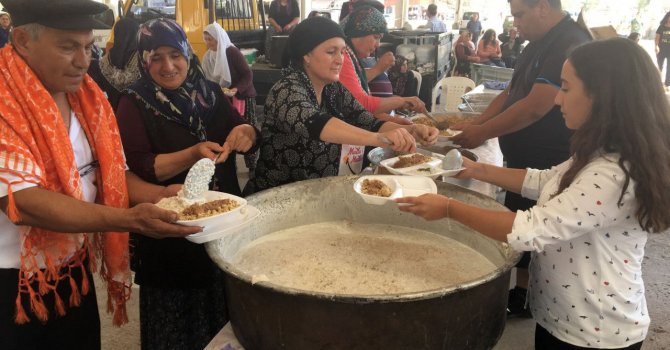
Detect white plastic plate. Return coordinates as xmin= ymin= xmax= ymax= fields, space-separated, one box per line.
xmin=393 ymin=176 xmax=438 ymax=197
xmin=353 ymin=176 xmax=403 ymax=205
xmin=380 ymin=153 xmax=463 ymax=179
xmin=437 ymin=128 xmax=462 ymax=143
xmin=379 ymin=153 xmax=442 ymax=175
xmin=185 ymin=205 xmax=260 ymax=244
xmin=353 ymin=175 xmax=438 ymax=205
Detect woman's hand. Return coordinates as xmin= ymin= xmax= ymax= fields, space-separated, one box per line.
xmin=402 ymin=96 xmax=427 ymax=113
xmin=377 ymin=127 xmax=416 ymax=153
xmin=395 ymin=194 xmax=451 ymax=220
xmin=453 ymin=157 xmax=479 ymax=179
xmin=273 ymin=24 xmax=282 ymax=32
xmin=219 ymin=124 xmax=257 ymax=162
xmin=410 ymin=124 xmax=439 ymax=146
xmin=377 ymin=51 xmax=396 ymax=71
xmin=190 ymin=141 xmax=224 ymax=162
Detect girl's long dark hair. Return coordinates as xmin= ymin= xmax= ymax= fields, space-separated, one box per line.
xmin=557 ymin=38 xmax=670 ymax=233
xmin=482 ymin=29 xmax=496 ymax=47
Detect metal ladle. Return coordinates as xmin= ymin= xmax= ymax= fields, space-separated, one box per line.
xmin=442 ymin=149 xmax=463 ymax=170
xmin=181 ymin=155 xmax=219 ymax=200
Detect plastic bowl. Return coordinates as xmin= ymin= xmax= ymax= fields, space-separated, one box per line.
xmin=174 ymin=191 xmax=247 ymax=230
xmin=353 ymin=176 xmax=402 ymax=205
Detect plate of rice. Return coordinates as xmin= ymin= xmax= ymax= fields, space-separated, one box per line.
xmin=155 ymin=191 xmax=247 ymax=229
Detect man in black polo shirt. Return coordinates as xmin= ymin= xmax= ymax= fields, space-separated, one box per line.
xmin=451 ymin=0 xmax=591 ymax=316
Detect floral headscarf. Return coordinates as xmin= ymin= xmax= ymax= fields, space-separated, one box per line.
xmin=125 ymin=18 xmax=216 ymax=142
xmin=341 ymin=5 xmax=388 ymax=39
xmin=99 ymin=17 xmax=141 ymax=91
xmin=341 ymin=6 xmax=388 ymax=94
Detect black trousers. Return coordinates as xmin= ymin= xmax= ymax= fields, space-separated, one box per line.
xmin=535 ymin=324 xmax=643 ymax=350
xmin=0 ymin=262 xmax=100 ymax=350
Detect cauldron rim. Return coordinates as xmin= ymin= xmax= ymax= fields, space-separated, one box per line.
xmin=215 ymin=258 xmax=519 ymax=303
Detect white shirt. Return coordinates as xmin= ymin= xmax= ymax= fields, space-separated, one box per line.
xmin=0 ymin=114 xmax=97 ymax=268
xmin=508 ymin=154 xmax=649 ymax=348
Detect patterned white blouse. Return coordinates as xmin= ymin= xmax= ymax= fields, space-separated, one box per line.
xmin=508 ymin=153 xmax=650 ymax=348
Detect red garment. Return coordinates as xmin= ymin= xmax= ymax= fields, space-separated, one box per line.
xmin=339 ymin=49 xmax=380 ymax=112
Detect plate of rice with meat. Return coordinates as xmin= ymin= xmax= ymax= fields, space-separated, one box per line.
xmin=155 ymin=191 xmax=247 ymax=228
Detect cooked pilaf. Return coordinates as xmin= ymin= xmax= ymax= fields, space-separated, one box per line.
xmin=179 ymin=199 xmax=240 ymax=220
xmin=361 ymin=179 xmax=393 ymax=197
xmin=392 ymin=153 xmax=432 ymax=168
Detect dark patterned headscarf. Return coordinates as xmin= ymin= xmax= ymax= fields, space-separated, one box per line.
xmin=341 ymin=5 xmax=387 ymax=94
xmin=125 ymin=18 xmax=216 ymax=141
xmin=341 ymin=5 xmax=387 ymax=39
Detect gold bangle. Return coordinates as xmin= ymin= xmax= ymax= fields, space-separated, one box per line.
xmin=446 ymin=197 xmax=451 ymax=218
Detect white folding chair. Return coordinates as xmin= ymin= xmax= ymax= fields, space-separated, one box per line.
xmin=431 ymin=76 xmax=476 ymax=113
xmin=411 ymin=70 xmax=422 ymax=96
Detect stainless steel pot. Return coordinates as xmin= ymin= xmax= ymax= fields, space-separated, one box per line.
xmin=206 ymin=177 xmax=521 ymax=350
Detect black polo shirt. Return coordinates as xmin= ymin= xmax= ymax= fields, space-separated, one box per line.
xmin=499 ymin=15 xmax=591 ymax=170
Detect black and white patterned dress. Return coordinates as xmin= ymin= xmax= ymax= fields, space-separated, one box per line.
xmin=244 ymin=68 xmax=383 ymax=194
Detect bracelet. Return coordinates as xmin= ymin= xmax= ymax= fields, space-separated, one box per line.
xmin=446 ymin=197 xmax=451 ymax=218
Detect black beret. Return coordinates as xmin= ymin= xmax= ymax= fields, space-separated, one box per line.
xmin=0 ymin=0 xmax=110 ymax=30
xmin=283 ymin=17 xmax=345 ymax=68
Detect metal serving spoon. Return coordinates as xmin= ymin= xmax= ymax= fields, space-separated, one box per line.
xmin=181 ymin=154 xmax=220 ymax=200
xmin=442 ymin=149 xmax=463 ymax=170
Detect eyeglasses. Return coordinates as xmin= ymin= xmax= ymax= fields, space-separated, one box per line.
xmin=78 ymin=160 xmax=99 ymax=178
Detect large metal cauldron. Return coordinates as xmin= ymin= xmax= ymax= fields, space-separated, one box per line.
xmin=206 ymin=177 xmax=521 ymax=350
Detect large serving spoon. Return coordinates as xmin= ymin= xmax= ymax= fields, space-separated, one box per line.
xmin=181 ymin=153 xmax=221 ymax=200
xmin=442 ymin=149 xmax=463 ymax=170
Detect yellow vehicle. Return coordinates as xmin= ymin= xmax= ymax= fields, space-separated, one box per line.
xmin=113 ymin=0 xmax=266 ymax=58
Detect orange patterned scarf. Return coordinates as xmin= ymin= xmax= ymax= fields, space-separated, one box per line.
xmin=0 ymin=45 xmax=131 ymax=326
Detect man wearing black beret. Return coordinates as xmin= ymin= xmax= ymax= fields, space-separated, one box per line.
xmin=0 ymin=0 xmax=200 ymax=349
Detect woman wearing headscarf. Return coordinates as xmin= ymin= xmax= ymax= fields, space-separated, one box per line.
xmin=202 ymin=22 xmax=256 ymax=117
xmin=88 ymin=17 xmax=141 ymax=110
xmin=244 ymin=17 xmax=438 ymax=195
xmin=115 ymin=18 xmax=259 ymax=349
xmin=339 ymin=5 xmax=425 ymax=117
xmin=203 ymin=22 xmax=259 ymax=171
xmin=388 ymin=55 xmax=418 ymax=97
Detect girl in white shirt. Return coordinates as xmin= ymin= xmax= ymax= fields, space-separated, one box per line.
xmin=396 ymin=38 xmax=670 ymax=349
